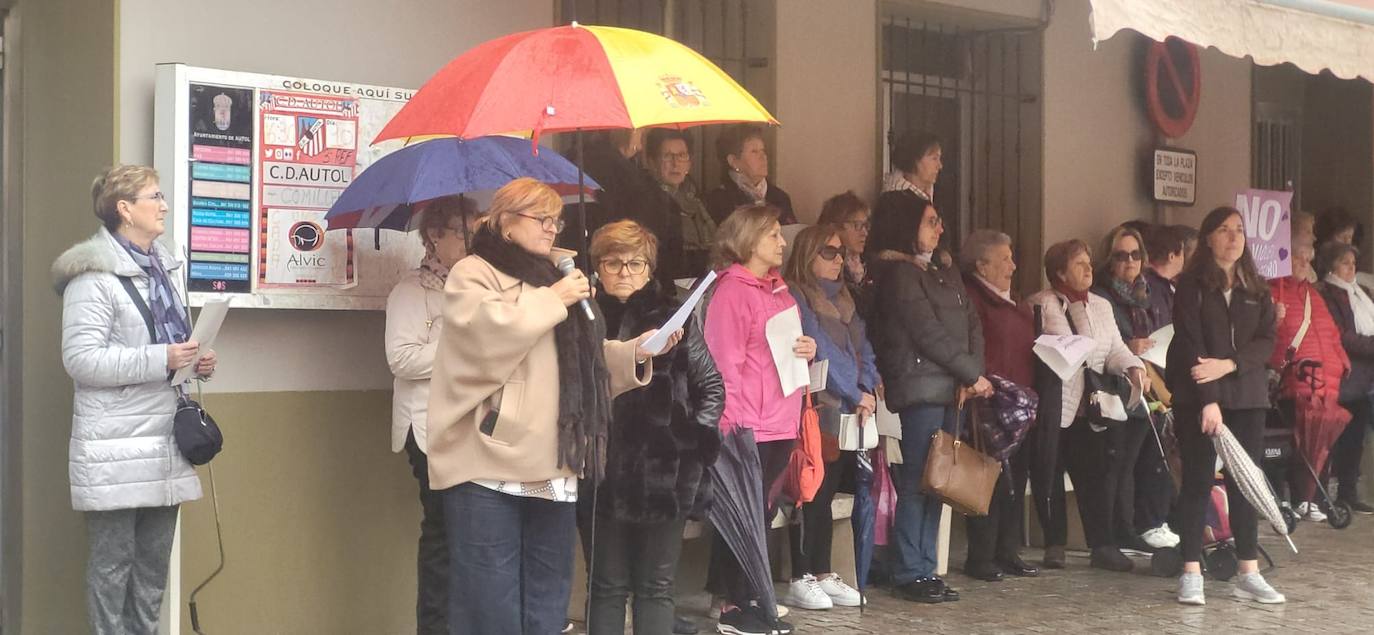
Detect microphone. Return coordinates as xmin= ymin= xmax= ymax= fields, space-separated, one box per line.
xmin=557 ymin=256 xmax=596 ymax=322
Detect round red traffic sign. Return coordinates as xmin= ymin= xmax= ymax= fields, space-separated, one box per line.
xmin=1145 ymin=37 xmax=1202 ymax=139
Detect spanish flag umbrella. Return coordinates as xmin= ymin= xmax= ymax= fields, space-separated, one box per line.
xmin=372 ymin=23 xmax=778 ymax=144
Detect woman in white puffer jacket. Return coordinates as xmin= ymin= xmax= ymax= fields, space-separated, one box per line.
xmin=52 ymin=165 xmax=217 ymax=635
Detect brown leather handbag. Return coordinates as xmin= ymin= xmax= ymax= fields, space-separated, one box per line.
xmin=920 ymin=393 xmax=1003 ymax=516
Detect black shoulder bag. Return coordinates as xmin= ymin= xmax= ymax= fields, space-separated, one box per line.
xmin=1063 ymin=298 xmax=1135 ymax=430
xmin=118 ymin=276 xmax=223 ymax=465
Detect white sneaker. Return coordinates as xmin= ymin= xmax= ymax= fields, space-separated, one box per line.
xmin=1177 ymin=572 xmax=1205 ymax=605
xmin=784 ymin=574 xmax=833 ymax=610
xmin=1141 ymin=526 xmax=1180 ymax=549
xmin=1233 ymin=572 xmax=1286 ymax=604
xmin=816 ymin=573 xmax=863 ymax=607
xmin=1296 ymin=502 xmax=1328 ymax=522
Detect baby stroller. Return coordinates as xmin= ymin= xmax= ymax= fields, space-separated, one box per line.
xmin=1198 ymin=483 xmax=1279 ymax=580
xmin=1266 ymin=358 xmax=1354 ymax=530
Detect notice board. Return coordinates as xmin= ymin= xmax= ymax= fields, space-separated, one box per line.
xmin=154 ymin=64 xmax=424 ymax=310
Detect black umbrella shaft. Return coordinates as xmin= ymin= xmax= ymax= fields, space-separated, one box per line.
xmin=577 ymin=129 xmax=590 ymax=270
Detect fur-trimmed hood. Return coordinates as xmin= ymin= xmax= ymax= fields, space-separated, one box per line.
xmin=52 ymin=227 xmax=182 ymax=295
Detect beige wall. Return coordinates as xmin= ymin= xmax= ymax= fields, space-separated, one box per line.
xmin=1043 ymin=0 xmax=1252 ymax=254
xmin=14 ymin=0 xmax=118 ymax=631
xmin=774 ymin=0 xmax=880 ymax=221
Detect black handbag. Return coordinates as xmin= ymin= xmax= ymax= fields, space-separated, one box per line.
xmin=118 ymin=276 xmax=224 ymax=465
xmin=1063 ymin=299 xmax=1137 ymax=429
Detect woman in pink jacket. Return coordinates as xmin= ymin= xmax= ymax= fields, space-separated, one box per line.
xmin=704 ymin=204 xmax=815 ymax=635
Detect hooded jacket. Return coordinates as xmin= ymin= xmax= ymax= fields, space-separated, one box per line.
xmin=53 ymin=228 xmax=202 ymax=511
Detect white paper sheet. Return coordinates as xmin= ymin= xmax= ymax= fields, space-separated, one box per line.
xmin=808 ymin=358 xmax=829 ymax=392
xmin=1138 ymin=324 xmax=1174 ymax=369
xmin=1033 ymin=333 xmax=1096 ymax=381
xmin=172 ymin=300 xmax=229 ymax=385
xmin=641 ymin=270 xmax=717 ymax=355
xmin=875 ymin=396 xmax=902 ymax=440
xmin=765 ymin=306 xmax=810 ymax=397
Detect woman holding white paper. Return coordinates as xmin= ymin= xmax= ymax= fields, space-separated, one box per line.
xmin=1091 ymin=224 xmax=1180 ymax=552
xmin=1027 ymin=239 xmax=1147 ymax=573
xmin=780 ymin=225 xmax=878 ymax=610
xmin=55 ymin=165 xmax=217 ymax=634
xmin=703 ymin=204 xmax=814 ymax=634
xmin=577 ymin=219 xmax=720 ymax=635
xmin=869 ymin=202 xmax=987 ymax=604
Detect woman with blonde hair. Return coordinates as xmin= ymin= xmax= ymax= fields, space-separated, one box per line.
xmin=426 ymin=178 xmax=668 ymax=633
xmin=703 ymin=204 xmax=814 ymax=635
xmin=54 ymin=165 xmax=217 ymax=634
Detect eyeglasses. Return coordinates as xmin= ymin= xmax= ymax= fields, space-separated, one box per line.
xmin=923 ymin=214 xmax=944 ymax=228
xmin=133 ymin=192 xmax=166 ymax=203
xmin=842 ymin=221 xmax=871 ymax=232
xmin=599 ymin=258 xmax=649 ymax=275
xmin=513 ymin=212 xmax=566 ymax=233
xmin=661 ymin=152 xmax=691 ymax=164
xmin=1111 ymin=249 xmax=1143 ymax=263
xmin=818 ymin=245 xmax=846 ymax=261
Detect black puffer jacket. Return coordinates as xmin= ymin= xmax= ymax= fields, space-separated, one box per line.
xmin=1165 ymin=272 xmax=1276 ymax=410
xmin=588 ymin=281 xmax=724 ymax=523
xmin=871 ymin=259 xmax=985 ymax=409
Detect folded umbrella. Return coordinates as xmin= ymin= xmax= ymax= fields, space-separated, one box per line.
xmin=707 ymin=427 xmax=779 ymax=625
xmin=851 ymin=448 xmax=876 ymax=613
xmin=1212 ymin=425 xmax=1298 ymax=554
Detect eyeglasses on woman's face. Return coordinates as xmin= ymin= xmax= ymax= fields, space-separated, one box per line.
xmin=1111 ymin=249 xmax=1143 ymax=263
xmin=599 ymin=258 xmax=649 ymax=275
xmin=513 ymin=212 xmax=565 ymax=234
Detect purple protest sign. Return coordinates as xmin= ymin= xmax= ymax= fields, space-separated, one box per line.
xmin=1235 ymin=189 xmax=1293 ymax=279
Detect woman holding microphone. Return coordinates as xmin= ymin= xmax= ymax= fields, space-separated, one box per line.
xmin=426 ymin=178 xmax=666 ymax=634
xmin=1168 ymin=206 xmax=1284 ymax=606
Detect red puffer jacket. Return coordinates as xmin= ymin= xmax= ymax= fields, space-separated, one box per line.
xmin=1269 ymin=277 xmax=1349 ymax=403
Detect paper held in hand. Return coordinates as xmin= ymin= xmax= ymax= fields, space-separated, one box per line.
xmin=1138 ymin=324 xmax=1173 ymax=369
xmin=765 ymin=306 xmax=811 ymax=397
xmin=1033 ymin=333 xmax=1096 ymax=381
xmin=641 ymin=270 xmax=717 ymax=355
xmin=808 ymin=358 xmax=829 ymax=392
xmin=171 ymin=300 xmax=229 ymax=385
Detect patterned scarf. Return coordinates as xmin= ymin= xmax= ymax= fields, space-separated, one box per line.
xmin=417 ymin=254 xmax=449 ymax=293
xmin=1106 ymin=275 xmax=1154 ymax=337
xmin=729 ymin=169 xmax=768 ymax=204
xmin=469 ymin=224 xmax=614 ymax=484
xmin=113 ymin=233 xmax=189 ymax=345
xmin=881 ymin=171 xmax=933 ymax=200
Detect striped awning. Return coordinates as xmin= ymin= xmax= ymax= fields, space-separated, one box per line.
xmin=1089 ymin=0 xmax=1374 ymax=81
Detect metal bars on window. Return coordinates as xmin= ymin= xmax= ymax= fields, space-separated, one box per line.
xmin=1252 ymin=102 xmax=1301 ymax=208
xmin=880 ymin=14 xmax=1043 ymax=294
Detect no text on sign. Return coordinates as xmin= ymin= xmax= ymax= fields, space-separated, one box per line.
xmin=1153 ymin=148 xmax=1197 ymax=205
xmin=1145 ymin=36 xmax=1202 ymax=139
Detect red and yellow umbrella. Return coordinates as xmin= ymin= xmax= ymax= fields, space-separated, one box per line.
xmin=373 ymin=23 xmax=778 ymax=145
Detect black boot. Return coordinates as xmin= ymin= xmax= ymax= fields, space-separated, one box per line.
xmin=1089 ymin=546 xmax=1134 ymax=572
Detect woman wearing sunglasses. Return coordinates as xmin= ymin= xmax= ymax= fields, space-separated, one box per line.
xmin=779 ymin=225 xmax=878 ymax=611
xmin=1090 ymin=225 xmax=1180 ymax=554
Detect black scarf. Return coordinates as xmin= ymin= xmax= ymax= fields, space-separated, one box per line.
xmin=470 ymin=224 xmax=614 ymax=484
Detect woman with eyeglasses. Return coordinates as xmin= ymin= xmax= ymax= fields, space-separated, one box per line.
xmin=576 ymin=220 xmax=722 ymax=634
xmin=1169 ymin=206 xmax=1283 ymax=605
xmin=646 ymin=128 xmax=716 ymax=280
xmin=869 ymin=202 xmax=987 ymax=604
xmin=817 ymin=191 xmax=874 ymax=313
xmin=1089 ymin=225 xmax=1181 ymax=554
xmin=778 ymin=225 xmax=877 ymax=611
xmin=383 ymin=195 xmax=481 ymax=634
xmin=425 ymin=178 xmax=671 ymax=633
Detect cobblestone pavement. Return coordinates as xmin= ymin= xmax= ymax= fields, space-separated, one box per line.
xmin=668 ymin=517 xmax=1374 ymax=634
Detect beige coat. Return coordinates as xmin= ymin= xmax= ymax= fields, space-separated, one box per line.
xmin=385 ymin=268 xmax=444 ymax=454
xmin=426 ymin=249 xmax=650 ymax=490
xmin=1027 ymin=289 xmax=1143 ymax=428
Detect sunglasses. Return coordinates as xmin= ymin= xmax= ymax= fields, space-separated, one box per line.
xmin=818 ymin=245 xmax=846 ymax=261
xmin=1111 ymin=249 xmax=1143 ymax=263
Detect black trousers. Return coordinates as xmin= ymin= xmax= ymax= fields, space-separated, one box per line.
xmin=965 ymin=442 xmax=1030 ymax=567
xmin=1334 ymin=397 xmax=1372 ymax=502
xmin=1031 ymin=417 xmax=1068 ymax=548
xmin=1133 ymin=415 xmax=1177 ymax=532
xmin=405 ymin=431 xmax=449 ymax=635
xmin=579 ymin=512 xmax=687 ymax=635
xmin=1110 ymin=418 xmax=1153 ymax=544
xmin=707 ymin=439 xmax=794 ymax=606
xmin=789 ymin=453 xmax=845 ymax=578
xmin=1176 ymin=407 xmax=1266 ymax=563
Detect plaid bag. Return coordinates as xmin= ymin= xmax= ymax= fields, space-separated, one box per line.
xmin=965 ymin=374 xmax=1038 ymax=462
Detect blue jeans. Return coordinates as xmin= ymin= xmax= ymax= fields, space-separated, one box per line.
xmin=443 ymin=482 xmax=576 ymax=635
xmin=891 ymin=404 xmax=952 ymax=585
